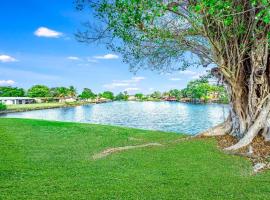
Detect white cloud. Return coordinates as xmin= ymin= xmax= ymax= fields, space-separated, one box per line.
xmin=0 ymin=80 xmax=15 ymax=86
xmin=131 ymin=76 xmax=145 ymax=82
xmin=34 ymin=27 xmax=63 ymax=38
xmin=103 ymin=76 xmax=145 ymax=89
xmin=67 ymin=56 xmax=80 ymax=60
xmin=169 ymin=77 xmax=182 ymax=81
xmin=87 ymin=58 xmax=98 ymax=63
xmin=103 ymin=82 xmax=129 ymax=89
xmin=120 ymin=76 xmax=145 ymax=84
xmin=0 ymin=55 xmax=17 ymax=62
xmin=94 ymin=54 xmax=119 ymax=59
xmin=179 ymin=70 xmax=197 ymax=75
xmin=178 ymin=70 xmax=209 ymax=80
xmin=191 ymin=71 xmax=208 ymax=80
xmin=124 ymin=87 xmax=140 ymax=92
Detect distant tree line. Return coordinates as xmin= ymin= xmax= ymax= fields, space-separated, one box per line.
xmin=0 ymin=85 xmax=115 ymax=101
xmin=0 ymin=78 xmax=228 ymax=103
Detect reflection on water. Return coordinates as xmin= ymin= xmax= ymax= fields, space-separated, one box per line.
xmin=1 ymin=101 xmax=229 ymax=134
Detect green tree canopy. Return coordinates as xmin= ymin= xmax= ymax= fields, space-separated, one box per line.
xmin=68 ymin=86 xmax=77 ymax=97
xmin=79 ymin=88 xmax=96 ymax=99
xmin=150 ymin=91 xmax=162 ymax=99
xmin=50 ymin=87 xmax=69 ymax=98
xmin=27 ymin=85 xmax=50 ymax=98
xmin=135 ymin=93 xmax=144 ymax=100
xmin=0 ymin=103 xmax=6 ymax=111
xmin=0 ymin=87 xmax=25 ymax=97
xmin=101 ymin=91 xmax=114 ymax=100
xmin=168 ymin=89 xmax=182 ymax=100
xmin=115 ymin=92 xmax=125 ymax=101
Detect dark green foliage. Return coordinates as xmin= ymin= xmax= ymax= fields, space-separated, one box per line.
xmin=27 ymin=85 xmax=50 ymax=98
xmin=0 ymin=87 xmax=25 ymax=97
xmin=101 ymin=91 xmax=114 ymax=100
xmin=75 ymin=0 xmax=270 ymax=79
xmin=184 ymin=79 xmax=212 ymax=100
xmin=150 ymin=91 xmax=162 ymax=99
xmin=75 ymin=0 xmax=213 ymax=72
xmin=115 ymin=92 xmax=128 ymax=101
xmin=50 ymin=87 xmax=75 ymax=98
xmin=68 ymin=86 xmax=77 ymax=97
xmin=181 ymin=78 xmax=228 ymax=102
xmin=79 ymin=88 xmax=96 ymax=99
xmin=27 ymin=86 xmax=77 ymax=98
xmin=168 ymin=89 xmax=182 ymax=100
xmin=134 ymin=93 xmax=144 ymax=100
xmin=0 ymin=103 xmax=7 ymax=111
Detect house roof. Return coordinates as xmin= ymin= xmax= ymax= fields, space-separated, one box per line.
xmin=0 ymin=97 xmax=34 ymax=100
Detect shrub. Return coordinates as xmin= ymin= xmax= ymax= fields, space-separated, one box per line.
xmin=0 ymin=103 xmax=7 ymax=111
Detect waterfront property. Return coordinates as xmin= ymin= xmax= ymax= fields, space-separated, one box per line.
xmin=1 ymin=101 xmax=229 ymax=134
xmin=34 ymin=97 xmax=77 ymax=103
xmin=0 ymin=97 xmax=35 ymax=105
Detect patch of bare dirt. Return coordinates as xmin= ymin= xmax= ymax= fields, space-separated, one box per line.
xmin=92 ymin=143 xmax=162 ymax=160
xmin=216 ymin=134 xmax=270 ymax=173
xmin=216 ymin=135 xmax=270 ymax=158
xmin=128 ymin=137 xmax=143 ymax=141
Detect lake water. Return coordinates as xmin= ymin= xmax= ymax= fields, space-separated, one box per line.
xmin=1 ymin=101 xmax=229 ymax=134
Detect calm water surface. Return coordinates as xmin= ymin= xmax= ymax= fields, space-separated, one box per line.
xmin=1 ymin=101 xmax=229 ymax=134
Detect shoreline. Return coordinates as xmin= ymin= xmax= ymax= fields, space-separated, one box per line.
xmin=0 ymin=102 xmax=104 ymax=114
xmin=0 ymin=100 xmax=228 ymax=115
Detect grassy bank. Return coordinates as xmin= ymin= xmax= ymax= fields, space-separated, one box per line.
xmin=1 ymin=102 xmax=90 ymax=114
xmin=1 ymin=118 xmax=270 ymax=199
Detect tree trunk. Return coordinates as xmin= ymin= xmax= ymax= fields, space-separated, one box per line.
xmin=210 ymin=37 xmax=270 ymax=151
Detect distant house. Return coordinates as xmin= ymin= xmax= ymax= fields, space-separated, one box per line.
xmin=59 ymin=97 xmax=77 ymax=103
xmin=128 ymin=95 xmax=136 ymax=101
xmin=180 ymin=97 xmax=192 ymax=102
xmin=93 ymin=97 xmax=112 ymax=103
xmin=207 ymin=91 xmax=220 ymax=102
xmin=0 ymin=97 xmax=35 ymax=105
xmin=162 ymin=96 xmax=178 ymax=101
xmin=34 ymin=97 xmax=77 ymax=103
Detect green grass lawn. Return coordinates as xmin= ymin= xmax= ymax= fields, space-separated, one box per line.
xmin=7 ymin=102 xmax=66 ymax=110
xmin=5 ymin=102 xmax=88 ymax=113
xmin=1 ymin=118 xmax=270 ymax=199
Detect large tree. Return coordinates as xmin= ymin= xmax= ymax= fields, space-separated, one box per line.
xmin=75 ymin=0 xmax=270 ymax=150
xmin=50 ymin=87 xmax=70 ymax=98
xmin=101 ymin=91 xmax=114 ymax=100
xmin=27 ymin=85 xmax=50 ymax=98
xmin=79 ymin=88 xmax=96 ymax=99
xmin=0 ymin=86 xmax=25 ymax=97
xmin=68 ymin=86 xmax=77 ymax=98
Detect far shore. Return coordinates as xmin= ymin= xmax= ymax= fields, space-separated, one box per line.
xmin=0 ymin=100 xmax=227 ymax=115
xmin=0 ymin=102 xmax=96 ymax=114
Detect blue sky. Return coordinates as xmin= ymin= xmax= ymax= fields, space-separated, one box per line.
xmin=0 ymin=0 xmax=209 ymax=94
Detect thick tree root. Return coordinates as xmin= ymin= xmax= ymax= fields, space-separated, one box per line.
xmin=198 ymin=120 xmax=230 ymax=137
xmin=224 ymin=136 xmax=254 ymax=151
xmin=225 ymin=105 xmax=270 ymax=151
xmin=92 ymin=143 xmax=162 ymax=160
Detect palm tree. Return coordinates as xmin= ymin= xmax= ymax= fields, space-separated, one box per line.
xmin=68 ymin=86 xmax=77 ymax=98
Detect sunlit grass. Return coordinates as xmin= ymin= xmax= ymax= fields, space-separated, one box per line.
xmin=0 ymin=118 xmax=269 ymax=199
xmin=7 ymin=102 xmax=66 ymax=110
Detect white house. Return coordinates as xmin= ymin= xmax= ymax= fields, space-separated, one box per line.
xmin=0 ymin=97 xmax=35 ymax=105
xmin=128 ymin=95 xmax=137 ymax=101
